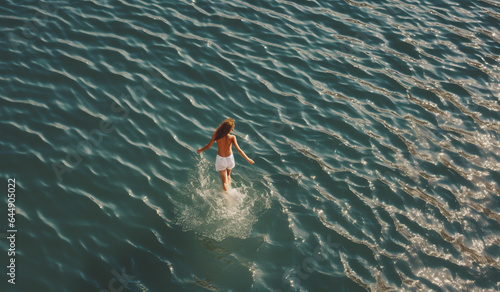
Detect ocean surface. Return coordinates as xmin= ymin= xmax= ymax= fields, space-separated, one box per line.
xmin=1 ymin=0 xmax=499 ymax=291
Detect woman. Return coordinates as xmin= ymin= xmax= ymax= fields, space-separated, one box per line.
xmin=197 ymin=118 xmax=255 ymax=191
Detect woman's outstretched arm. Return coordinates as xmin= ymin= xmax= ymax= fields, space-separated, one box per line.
xmin=232 ymin=136 xmax=254 ymax=164
xmin=197 ymin=133 xmax=215 ymax=154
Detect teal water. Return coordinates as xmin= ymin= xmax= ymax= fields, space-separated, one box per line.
xmin=1 ymin=0 xmax=499 ymax=291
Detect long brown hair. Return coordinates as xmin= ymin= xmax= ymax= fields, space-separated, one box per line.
xmin=213 ymin=118 xmax=235 ymax=140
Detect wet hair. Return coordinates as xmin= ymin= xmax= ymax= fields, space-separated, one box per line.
xmin=213 ymin=118 xmax=235 ymax=140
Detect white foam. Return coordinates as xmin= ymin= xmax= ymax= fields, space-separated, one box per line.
xmin=174 ymin=156 xmax=270 ymax=241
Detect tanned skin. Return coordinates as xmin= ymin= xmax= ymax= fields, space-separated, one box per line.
xmin=198 ymin=131 xmax=254 ymax=192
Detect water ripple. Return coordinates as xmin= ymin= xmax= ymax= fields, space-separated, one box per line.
xmin=2 ymin=0 xmax=500 ymax=290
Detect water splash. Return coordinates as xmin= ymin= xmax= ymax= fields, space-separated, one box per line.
xmin=175 ymin=154 xmax=269 ymax=241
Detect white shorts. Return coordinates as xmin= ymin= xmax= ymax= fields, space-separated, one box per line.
xmin=215 ymin=154 xmax=235 ymax=172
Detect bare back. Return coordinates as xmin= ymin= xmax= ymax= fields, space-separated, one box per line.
xmin=215 ymin=134 xmax=234 ymax=157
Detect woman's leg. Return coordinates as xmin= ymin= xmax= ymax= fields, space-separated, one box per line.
xmin=226 ymin=168 xmax=232 ymax=184
xmin=219 ymin=170 xmax=229 ymax=192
